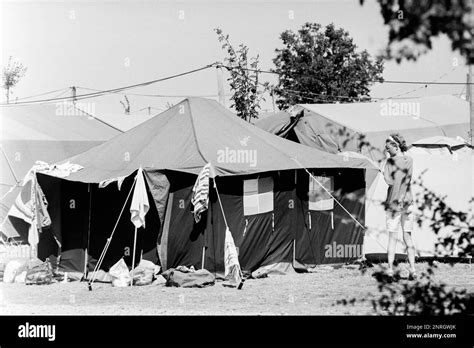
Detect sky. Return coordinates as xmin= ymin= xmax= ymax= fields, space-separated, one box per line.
xmin=0 ymin=0 xmax=470 ymax=116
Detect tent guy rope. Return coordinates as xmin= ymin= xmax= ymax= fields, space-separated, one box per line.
xmin=88 ymin=177 xmax=136 ymax=290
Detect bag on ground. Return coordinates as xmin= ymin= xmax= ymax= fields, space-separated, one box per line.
xmin=3 ymin=259 xmax=29 ymax=283
xmin=162 ymin=268 xmax=215 ymax=288
xmin=25 ymin=259 xmax=53 ymax=285
xmin=109 ymin=258 xmax=131 ymax=287
xmin=132 ymin=260 xmax=156 ymax=286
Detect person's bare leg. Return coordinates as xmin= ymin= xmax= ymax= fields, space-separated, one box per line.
xmin=387 ymin=231 xmax=398 ymax=273
xmin=403 ymin=231 xmax=416 ymax=273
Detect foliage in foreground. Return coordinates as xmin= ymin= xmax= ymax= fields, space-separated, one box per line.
xmin=370 ymin=264 xmax=474 ymax=315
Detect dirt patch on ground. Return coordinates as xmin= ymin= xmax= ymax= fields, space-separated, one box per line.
xmin=1 ymin=263 xmax=472 ymax=315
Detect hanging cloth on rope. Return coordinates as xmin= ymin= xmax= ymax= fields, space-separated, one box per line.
xmin=191 ymin=163 xmax=211 ymax=223
xmin=192 ymin=163 xmax=243 ymax=288
xmin=130 ymin=167 xmax=149 ymax=228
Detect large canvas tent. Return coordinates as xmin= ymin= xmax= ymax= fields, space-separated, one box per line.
xmin=0 ymin=103 xmax=122 ymax=241
xmin=31 ymin=97 xmax=377 ymax=276
xmin=256 ymin=95 xmax=469 ymax=162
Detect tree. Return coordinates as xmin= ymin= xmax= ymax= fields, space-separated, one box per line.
xmin=272 ymin=23 xmax=384 ymax=109
xmin=2 ymin=56 xmax=27 ymax=104
xmin=364 ymin=0 xmax=474 ymax=64
xmin=215 ymin=28 xmax=266 ymax=122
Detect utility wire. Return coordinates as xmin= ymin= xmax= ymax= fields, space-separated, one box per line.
xmin=0 ymin=63 xmax=217 ymax=107
xmin=223 ymin=64 xmax=468 ymax=103
xmin=381 ymin=65 xmax=459 ymax=100
xmin=77 ymin=86 xmax=230 ymax=99
xmin=221 ymin=64 xmax=473 ymax=85
xmin=6 ymin=87 xmax=70 ymax=103
xmin=2 ymin=62 xmax=468 ymax=107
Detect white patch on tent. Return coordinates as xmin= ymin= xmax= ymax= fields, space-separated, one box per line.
xmin=124 ymin=247 xmax=130 ymax=256
xmin=308 ymin=175 xmax=334 ymax=211
xmin=243 ymin=177 xmax=274 ymax=216
xmin=15 ymin=152 xmax=21 ymax=162
xmin=179 ymin=199 xmax=185 ymax=209
xmin=288 ymin=10 xmax=294 ymax=20
xmin=124 ymin=152 xmax=130 ymax=162
xmin=69 ymin=199 xmax=76 ymax=209
xmin=288 ymin=199 xmax=294 ymax=209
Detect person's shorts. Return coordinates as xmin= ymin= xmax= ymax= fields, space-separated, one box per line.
xmin=386 ymin=207 xmax=414 ymax=233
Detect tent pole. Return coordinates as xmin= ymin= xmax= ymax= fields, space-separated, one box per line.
xmin=85 ymin=183 xmax=92 ymax=280
xmin=293 ymin=240 xmax=296 ymax=265
xmin=201 ymin=245 xmax=206 ymax=269
xmin=131 ymin=226 xmax=138 ymax=287
xmin=88 ymin=179 xmax=136 ymax=290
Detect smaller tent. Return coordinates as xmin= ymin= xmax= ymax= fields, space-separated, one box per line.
xmin=363 ymin=136 xmax=473 ymax=259
xmin=256 ymin=95 xmax=469 ymax=162
xmin=0 ymin=102 xmax=122 ymax=241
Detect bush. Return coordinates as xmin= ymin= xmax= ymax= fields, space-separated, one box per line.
xmin=371 ymin=264 xmax=474 ymax=315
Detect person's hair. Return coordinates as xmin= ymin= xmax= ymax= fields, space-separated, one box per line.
xmin=386 ymin=133 xmax=408 ymax=152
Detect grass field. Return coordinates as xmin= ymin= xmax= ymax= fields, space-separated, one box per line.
xmin=0 ymin=262 xmax=472 ymax=315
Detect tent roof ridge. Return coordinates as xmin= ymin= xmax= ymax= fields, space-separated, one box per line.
xmin=186 ymin=98 xmax=208 ymax=165
xmin=70 ymin=104 xmax=124 ymax=134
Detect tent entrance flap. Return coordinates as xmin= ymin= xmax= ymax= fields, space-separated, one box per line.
xmin=36 ymin=171 xmax=162 ymax=274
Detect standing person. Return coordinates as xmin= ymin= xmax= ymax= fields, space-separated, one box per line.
xmin=383 ymin=134 xmax=417 ymax=280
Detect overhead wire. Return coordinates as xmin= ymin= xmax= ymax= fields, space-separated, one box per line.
xmin=220 ymin=64 xmax=474 ymax=85
xmin=2 ymin=61 xmax=470 ymax=107
xmin=8 ymin=87 xmax=71 ymax=103
xmin=0 ymin=63 xmax=218 ymax=107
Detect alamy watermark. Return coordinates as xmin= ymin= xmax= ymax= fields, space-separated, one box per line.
xmin=380 ymin=100 xmax=420 ymax=119
xmin=55 ymin=101 xmax=95 ymax=117
xmin=324 ymin=242 xmax=362 ymax=258
xmin=217 ymin=136 xmax=257 ymax=167
xmin=18 ymin=322 xmax=56 ymax=341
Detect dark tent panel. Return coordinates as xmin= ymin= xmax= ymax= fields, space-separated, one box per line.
xmin=161 ymin=171 xmax=206 ymax=271
xmin=37 ymin=172 xmax=161 ymax=273
xmin=294 ymin=168 xmax=365 ymax=268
